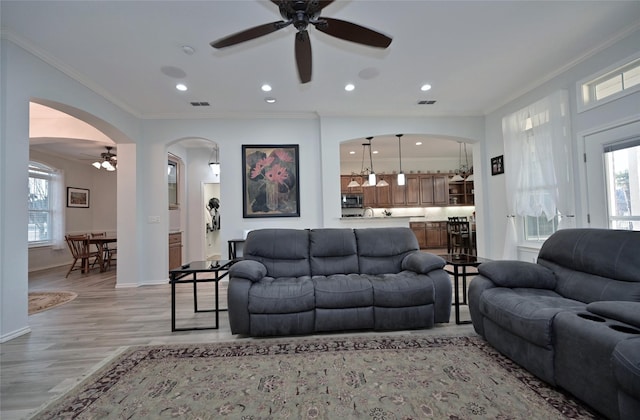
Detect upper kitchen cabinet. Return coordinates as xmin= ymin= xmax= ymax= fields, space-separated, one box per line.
xmin=448 ymin=180 xmax=474 ymax=205
xmin=392 ymin=174 xmax=420 ymax=206
xmin=419 ymin=174 xmax=448 ymax=206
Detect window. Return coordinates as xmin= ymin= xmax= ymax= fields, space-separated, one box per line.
xmin=524 ymin=215 xmax=559 ymax=241
xmin=28 ymin=162 xmax=54 ymax=244
xmin=604 ymin=138 xmax=640 ymax=231
xmin=579 ymin=53 xmax=640 ymax=112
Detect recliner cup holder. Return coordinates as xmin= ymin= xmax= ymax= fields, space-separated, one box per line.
xmin=577 ymin=312 xmax=606 ymax=322
xmin=609 ymin=324 xmax=640 ymax=335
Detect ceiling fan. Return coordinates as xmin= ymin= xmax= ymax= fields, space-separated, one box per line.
xmin=91 ymin=146 xmax=117 ymax=171
xmin=210 ymin=0 xmax=392 ymax=83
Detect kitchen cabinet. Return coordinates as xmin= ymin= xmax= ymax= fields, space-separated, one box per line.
xmin=392 ymin=174 xmax=420 ymax=206
xmin=419 ymin=175 xmax=448 ymax=206
xmin=169 ymin=232 xmax=182 ymax=270
xmin=448 ymin=180 xmax=474 ymax=205
xmin=362 ymin=179 xmax=392 ymax=208
xmin=410 ymin=221 xmax=447 ymax=249
xmin=410 ymin=222 xmax=427 ymax=249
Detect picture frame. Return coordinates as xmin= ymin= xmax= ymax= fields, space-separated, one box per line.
xmin=67 ymin=187 xmax=90 ymax=208
xmin=242 ymin=144 xmax=300 ymax=218
xmin=491 ymin=155 xmax=504 ymax=176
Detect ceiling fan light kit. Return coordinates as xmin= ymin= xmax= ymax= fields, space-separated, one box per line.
xmin=92 ymin=146 xmax=117 ymax=171
xmin=210 ymin=0 xmax=392 ymax=84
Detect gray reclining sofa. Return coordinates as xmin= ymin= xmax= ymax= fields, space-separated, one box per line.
xmin=469 ymin=228 xmax=640 ymax=420
xmin=227 ymin=227 xmax=452 ymax=336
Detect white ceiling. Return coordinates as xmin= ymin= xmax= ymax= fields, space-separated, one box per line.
xmin=4 ymin=1 xmax=640 ymax=161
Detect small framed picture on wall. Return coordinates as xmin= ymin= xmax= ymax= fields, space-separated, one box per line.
xmin=67 ymin=187 xmax=90 ymax=208
xmin=491 ymin=155 xmax=504 ymax=176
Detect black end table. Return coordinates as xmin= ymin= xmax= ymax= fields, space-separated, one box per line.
xmin=438 ymin=254 xmax=491 ymax=325
xmin=169 ymin=260 xmax=235 ymax=331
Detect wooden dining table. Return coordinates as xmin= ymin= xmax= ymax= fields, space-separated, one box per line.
xmin=89 ymin=235 xmax=117 ymax=272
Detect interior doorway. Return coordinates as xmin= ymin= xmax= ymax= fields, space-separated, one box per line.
xmin=204 ymin=182 xmax=222 ymax=260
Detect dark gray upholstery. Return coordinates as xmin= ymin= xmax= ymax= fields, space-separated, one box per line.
xmin=469 ymin=228 xmax=640 ymax=420
xmin=228 ymin=227 xmax=451 ymax=336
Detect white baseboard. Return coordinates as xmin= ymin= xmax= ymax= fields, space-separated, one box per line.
xmin=0 ymin=326 xmax=31 ymax=343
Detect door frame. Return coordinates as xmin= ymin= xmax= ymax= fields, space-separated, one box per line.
xmin=578 ymin=116 xmax=640 ymax=228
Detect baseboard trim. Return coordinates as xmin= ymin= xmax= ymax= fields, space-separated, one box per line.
xmin=0 ymin=326 xmax=31 ymax=343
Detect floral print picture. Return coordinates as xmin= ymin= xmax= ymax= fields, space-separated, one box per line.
xmin=242 ymin=145 xmax=300 ymax=218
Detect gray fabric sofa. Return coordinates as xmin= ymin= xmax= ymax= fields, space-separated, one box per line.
xmin=227 ymin=227 xmax=452 ymax=336
xmin=468 ymin=228 xmax=640 ymax=420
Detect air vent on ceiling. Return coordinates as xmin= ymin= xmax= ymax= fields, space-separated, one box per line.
xmin=418 ymin=100 xmax=437 ymax=105
xmin=190 ymin=101 xmax=210 ymax=107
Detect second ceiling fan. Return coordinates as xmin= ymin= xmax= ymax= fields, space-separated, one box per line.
xmin=210 ymin=0 xmax=392 ymax=83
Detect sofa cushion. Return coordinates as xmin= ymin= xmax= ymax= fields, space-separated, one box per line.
xmin=309 ymin=229 xmax=359 ymax=276
xmin=355 ymin=228 xmax=419 ymax=275
xmin=313 ymin=274 xmax=373 ymax=308
xmin=228 ymin=260 xmax=267 ymax=282
xmin=479 ymin=288 xmax=585 ymax=348
xmin=369 ymin=272 xmax=434 ymax=308
xmin=538 ymin=228 xmax=640 ymax=284
xmin=244 ymin=229 xmax=310 ymax=278
xmin=478 ymin=261 xmax=556 ymax=289
xmin=248 ymin=277 xmax=314 ymax=314
xmin=402 ymin=252 xmax=445 ymax=274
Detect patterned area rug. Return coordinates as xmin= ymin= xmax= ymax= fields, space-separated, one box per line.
xmin=33 ymin=335 xmax=597 ymax=419
xmin=28 ymin=291 xmax=77 ymax=315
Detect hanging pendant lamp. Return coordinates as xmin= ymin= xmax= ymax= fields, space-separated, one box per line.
xmin=396 ymin=134 xmax=405 ymax=186
xmin=366 ymin=137 xmax=376 ymax=186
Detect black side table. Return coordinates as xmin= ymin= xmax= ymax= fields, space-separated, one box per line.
xmin=169 ymin=260 xmax=235 ymax=331
xmin=227 ymin=239 xmax=245 ymax=260
xmin=438 ymin=254 xmax=491 ymax=325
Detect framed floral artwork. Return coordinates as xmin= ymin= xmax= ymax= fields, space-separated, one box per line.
xmin=242 ymin=144 xmax=300 ymax=218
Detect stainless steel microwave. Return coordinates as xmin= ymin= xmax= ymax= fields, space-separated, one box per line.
xmin=341 ymin=194 xmax=364 ymax=208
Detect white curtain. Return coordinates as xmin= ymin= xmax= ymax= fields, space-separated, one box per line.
xmin=50 ymin=169 xmax=66 ymax=250
xmin=502 ymin=90 xmax=573 ymax=258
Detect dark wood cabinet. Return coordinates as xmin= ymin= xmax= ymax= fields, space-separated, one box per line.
xmin=392 ymin=174 xmax=420 ymax=206
xmin=410 ymin=221 xmax=448 ymax=249
xmin=340 ymin=175 xmax=364 ymax=194
xmin=448 ymin=180 xmax=474 ymax=205
xmin=419 ymin=175 xmax=448 ymax=206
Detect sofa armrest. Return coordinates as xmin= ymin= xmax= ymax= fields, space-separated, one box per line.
xmin=477 ymin=260 xmax=556 ymax=289
xmin=229 ymin=260 xmax=267 ymax=282
xmin=402 ymin=252 xmax=445 ymax=274
xmin=587 ymin=301 xmax=640 ymax=329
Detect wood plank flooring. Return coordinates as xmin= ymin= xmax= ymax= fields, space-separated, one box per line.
xmin=1 ymin=257 xmax=474 ymax=420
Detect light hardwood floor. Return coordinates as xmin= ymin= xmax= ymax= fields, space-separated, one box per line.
xmin=1 ymin=259 xmax=475 ymax=420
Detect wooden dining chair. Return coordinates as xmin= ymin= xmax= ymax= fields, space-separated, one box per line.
xmin=65 ymin=234 xmax=101 ymax=278
xmin=91 ymin=232 xmax=116 ymax=270
xmin=447 ymin=217 xmax=471 ymax=254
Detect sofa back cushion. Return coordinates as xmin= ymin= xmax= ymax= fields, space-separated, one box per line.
xmin=309 ymin=229 xmax=359 ymax=276
xmin=355 ymin=227 xmax=419 ymax=275
xmin=244 ymin=229 xmax=310 ymax=278
xmin=538 ymin=228 xmax=640 ymax=302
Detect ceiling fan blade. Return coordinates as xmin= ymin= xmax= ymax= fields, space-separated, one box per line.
xmin=211 ymin=21 xmax=288 ymax=49
xmin=315 ymin=17 xmax=392 ymax=48
xmin=295 ymin=31 xmax=312 ymax=83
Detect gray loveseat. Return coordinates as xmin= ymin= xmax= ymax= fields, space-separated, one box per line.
xmin=227 ymin=227 xmax=452 ymax=336
xmin=469 ymin=228 xmax=640 ymax=420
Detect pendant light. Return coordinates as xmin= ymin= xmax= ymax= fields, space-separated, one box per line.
xmin=396 ymin=134 xmax=405 ymax=186
xmin=450 ymin=142 xmax=469 ymax=182
xmin=366 ymin=137 xmax=376 ymax=186
xmin=208 ymin=145 xmax=220 ymax=175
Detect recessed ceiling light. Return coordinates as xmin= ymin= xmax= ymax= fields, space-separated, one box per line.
xmin=421 ymin=84 xmax=432 ymax=91
xmin=265 ymin=97 xmax=276 ymax=104
xmin=345 ymin=83 xmax=355 ymax=92
xmin=181 ymin=45 xmax=195 ymax=55
xmin=176 ymin=83 xmax=188 ymax=91
xmin=261 ymin=84 xmax=272 ymax=92
xmin=373 ymin=150 xmax=379 ymax=154
xmin=349 ymin=151 xmax=356 ymax=155
xmin=416 ymin=141 xmax=423 ymax=146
